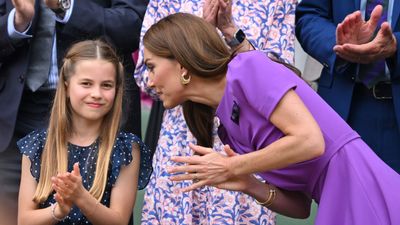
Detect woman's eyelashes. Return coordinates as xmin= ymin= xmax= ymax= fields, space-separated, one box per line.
xmin=146 ymin=63 xmax=155 ymax=73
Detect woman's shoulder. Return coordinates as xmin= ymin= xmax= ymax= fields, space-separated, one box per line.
xmin=229 ymin=50 xmax=296 ymax=81
xmin=231 ymin=50 xmax=275 ymax=67
xmin=227 ymin=51 xmax=275 ymax=84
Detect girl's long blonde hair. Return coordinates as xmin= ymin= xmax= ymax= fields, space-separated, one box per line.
xmin=33 ymin=40 xmax=125 ymax=203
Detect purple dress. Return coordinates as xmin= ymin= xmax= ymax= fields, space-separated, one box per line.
xmin=216 ymin=51 xmax=400 ymax=225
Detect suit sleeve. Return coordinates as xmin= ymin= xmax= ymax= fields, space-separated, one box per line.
xmin=295 ymin=0 xmax=342 ymax=76
xmin=58 ymin=0 xmax=148 ymax=53
xmin=0 ymin=0 xmax=17 ymax=61
xmin=388 ymin=31 xmax=400 ymax=80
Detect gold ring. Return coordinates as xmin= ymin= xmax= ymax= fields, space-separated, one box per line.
xmin=193 ymin=173 xmax=200 ymax=182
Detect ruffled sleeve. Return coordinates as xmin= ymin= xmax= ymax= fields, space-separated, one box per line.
xmin=16 ymin=129 xmax=47 ymax=181
xmin=110 ymin=132 xmax=153 ymax=190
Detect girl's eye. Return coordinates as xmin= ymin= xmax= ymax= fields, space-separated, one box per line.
xmin=102 ymin=83 xmax=114 ymax=89
xmin=81 ymin=82 xmax=91 ymax=87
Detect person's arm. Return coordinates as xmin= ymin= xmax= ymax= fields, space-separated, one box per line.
xmin=53 ymin=146 xmax=140 ymax=225
xmin=0 ymin=0 xmax=34 ymax=60
xmin=214 ymin=0 xmax=255 ymax=52
xmin=214 ymin=146 xmax=312 ymax=218
xmin=18 ymin=156 xmax=71 ymax=225
xmin=295 ymin=0 xmax=341 ymax=75
xmin=229 ymin=89 xmax=325 ymax=175
xmin=388 ymin=31 xmax=400 ymax=79
xmin=10 ymin=0 xmax=34 ymax=32
xmin=57 ymin=0 xmax=148 ymax=52
xmin=241 ymin=176 xmax=312 ymax=218
xmin=215 ymin=0 xmax=298 ymax=64
xmin=169 ymin=89 xmax=324 ymax=189
xmin=334 ymin=20 xmax=397 ymax=73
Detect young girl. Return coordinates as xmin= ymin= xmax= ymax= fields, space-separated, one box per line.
xmin=17 ymin=40 xmax=152 ymax=225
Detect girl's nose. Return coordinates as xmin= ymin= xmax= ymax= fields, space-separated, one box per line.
xmin=90 ymin=86 xmax=102 ymax=98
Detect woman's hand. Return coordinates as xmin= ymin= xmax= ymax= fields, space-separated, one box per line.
xmin=168 ymin=143 xmax=236 ymax=192
xmin=52 ymin=163 xmax=85 ymax=203
xmin=211 ymin=146 xmax=256 ymax=192
xmin=203 ymin=0 xmax=237 ymax=38
xmin=203 ymin=0 xmax=219 ymax=26
xmin=216 ymin=0 xmax=237 ymax=38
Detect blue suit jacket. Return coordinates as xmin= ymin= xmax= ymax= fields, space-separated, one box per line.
xmin=0 ymin=0 xmax=148 ymax=152
xmin=296 ymin=0 xmax=400 ymax=125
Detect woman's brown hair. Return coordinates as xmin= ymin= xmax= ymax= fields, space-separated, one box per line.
xmin=144 ymin=13 xmax=232 ymax=147
xmin=144 ymin=13 xmax=301 ymax=147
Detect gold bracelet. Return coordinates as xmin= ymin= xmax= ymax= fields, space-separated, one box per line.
xmin=255 ymin=183 xmax=276 ymax=207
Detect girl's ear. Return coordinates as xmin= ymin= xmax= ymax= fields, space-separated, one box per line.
xmin=64 ymin=81 xmax=69 ymax=97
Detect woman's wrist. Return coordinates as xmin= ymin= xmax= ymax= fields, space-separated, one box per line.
xmin=221 ymin=25 xmax=238 ymax=42
xmin=226 ymin=155 xmax=239 ymax=178
xmin=233 ymin=39 xmax=255 ymax=53
xmin=254 ymin=182 xmax=276 ymax=207
xmin=241 ymin=176 xmax=265 ymax=195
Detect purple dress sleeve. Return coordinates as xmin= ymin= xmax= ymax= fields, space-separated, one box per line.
xmin=227 ymin=51 xmax=298 ymax=119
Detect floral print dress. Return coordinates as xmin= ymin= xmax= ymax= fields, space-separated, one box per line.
xmin=134 ymin=0 xmax=297 ymax=224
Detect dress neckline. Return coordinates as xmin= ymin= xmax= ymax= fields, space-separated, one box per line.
xmin=68 ymin=138 xmax=99 ymax=149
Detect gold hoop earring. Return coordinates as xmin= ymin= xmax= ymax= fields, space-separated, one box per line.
xmin=181 ymin=73 xmax=191 ymax=85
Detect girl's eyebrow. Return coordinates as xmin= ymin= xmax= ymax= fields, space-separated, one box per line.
xmin=78 ymin=78 xmax=93 ymax=81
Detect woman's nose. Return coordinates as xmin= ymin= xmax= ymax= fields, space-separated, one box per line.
xmin=147 ymin=78 xmax=155 ymax=88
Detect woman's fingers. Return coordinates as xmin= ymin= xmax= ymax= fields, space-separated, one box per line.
xmin=189 ymin=143 xmax=214 ymax=155
xmin=167 ymin=163 xmax=209 ymax=173
xmin=180 ymin=179 xmax=209 ymax=192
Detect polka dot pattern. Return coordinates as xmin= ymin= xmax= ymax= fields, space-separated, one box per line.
xmin=17 ymin=130 xmax=152 ymax=224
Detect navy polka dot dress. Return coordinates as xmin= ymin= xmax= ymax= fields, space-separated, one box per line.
xmin=17 ymin=129 xmax=152 ymax=225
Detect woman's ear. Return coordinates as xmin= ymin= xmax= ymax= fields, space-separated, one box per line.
xmin=180 ymin=65 xmax=188 ymax=76
xmin=180 ymin=66 xmax=191 ymax=85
